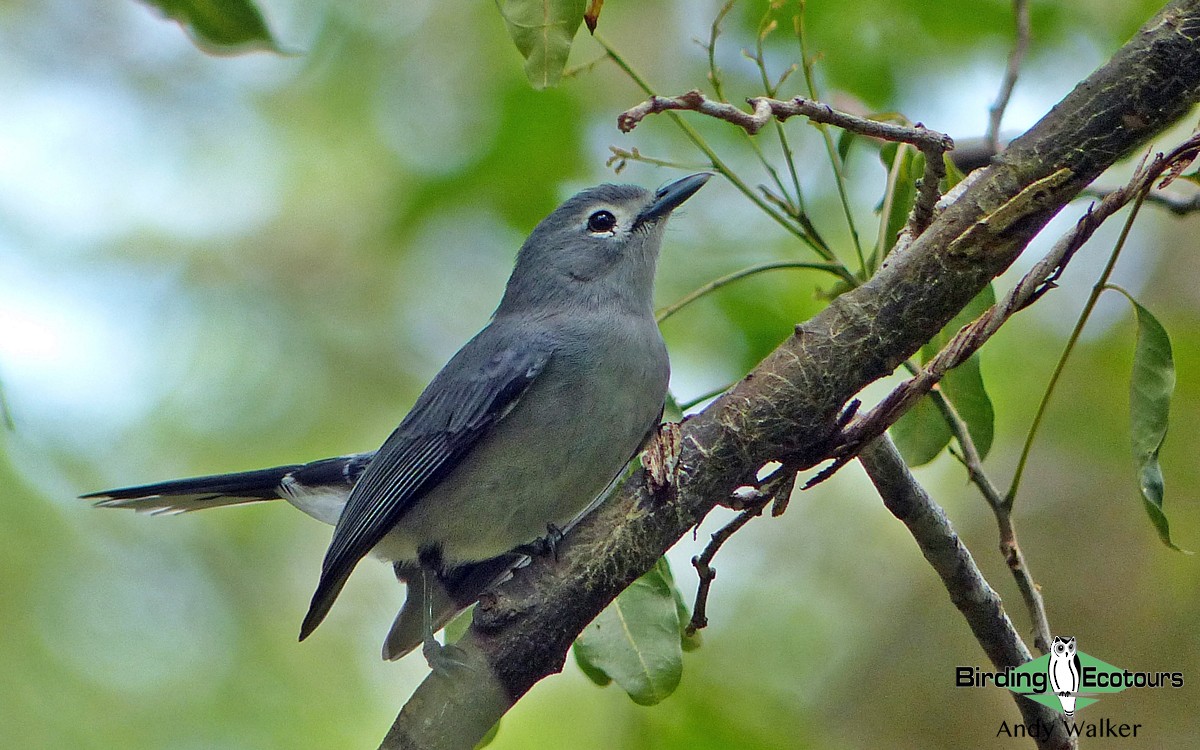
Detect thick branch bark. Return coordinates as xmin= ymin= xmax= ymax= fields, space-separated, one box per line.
xmin=383 ymin=3 xmax=1200 ymax=748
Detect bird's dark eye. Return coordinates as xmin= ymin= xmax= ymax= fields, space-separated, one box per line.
xmin=587 ymin=210 xmax=617 ymax=233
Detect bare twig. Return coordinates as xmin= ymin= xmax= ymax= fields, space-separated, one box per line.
xmin=1081 ymin=185 xmax=1200 ymax=215
xmin=931 ymin=390 xmax=1054 ymax=654
xmin=606 ymin=146 xmax=711 ymax=173
xmin=987 ymin=0 xmax=1032 ymax=155
xmin=617 ymin=90 xmax=954 ymax=238
xmin=618 ymin=89 xmax=952 ymax=149
xmin=686 ymin=469 xmax=797 ymax=636
xmin=909 ymin=143 xmax=948 ymax=234
xmin=687 ymin=502 xmax=761 ymax=635
xmin=599 ymin=36 xmax=843 ymax=263
xmin=858 ymin=437 xmax=1075 ymax=750
xmin=656 ymin=260 xmax=851 ymax=323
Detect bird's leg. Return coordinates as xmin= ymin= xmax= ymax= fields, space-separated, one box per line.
xmin=416 ymin=550 xmax=473 ymax=673
xmin=418 ymin=567 xmax=442 ymax=664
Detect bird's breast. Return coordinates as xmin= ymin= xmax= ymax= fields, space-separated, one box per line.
xmin=374 ymin=313 xmax=669 ymax=564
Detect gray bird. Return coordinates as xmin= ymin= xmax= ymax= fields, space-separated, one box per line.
xmin=84 ymin=172 xmax=710 ymax=660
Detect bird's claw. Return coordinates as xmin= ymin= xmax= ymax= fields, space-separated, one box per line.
xmin=514 ymin=523 xmax=564 ymax=560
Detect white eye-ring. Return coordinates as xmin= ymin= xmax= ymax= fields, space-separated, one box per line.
xmin=587 ymin=209 xmax=617 ymax=234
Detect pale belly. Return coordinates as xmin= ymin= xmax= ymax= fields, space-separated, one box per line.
xmin=372 ymin=321 xmax=668 ymax=564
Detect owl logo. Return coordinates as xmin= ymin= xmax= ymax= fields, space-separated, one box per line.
xmin=1047 ymin=636 xmax=1082 ymax=719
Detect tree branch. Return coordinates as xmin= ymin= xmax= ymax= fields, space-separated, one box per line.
xmin=933 ymin=391 xmax=1055 ymax=655
xmin=617 ymin=89 xmax=954 ymax=234
xmin=987 ymin=0 xmax=1032 ymax=154
xmin=857 ymin=436 xmax=1074 ymax=750
xmin=820 ymin=131 xmax=1200 ymax=474
xmin=382 ymin=3 xmax=1200 ymax=748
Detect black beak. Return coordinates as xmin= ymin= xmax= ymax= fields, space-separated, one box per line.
xmin=636 ymin=172 xmax=712 ymax=226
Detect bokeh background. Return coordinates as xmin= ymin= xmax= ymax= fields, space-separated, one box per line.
xmin=1 ymin=0 xmax=1197 ymax=747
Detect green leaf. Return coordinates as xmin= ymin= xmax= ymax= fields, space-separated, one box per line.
xmin=443 ymin=606 xmax=474 ymax=644
xmin=926 ymin=285 xmax=995 ymax=458
xmin=662 ymin=391 xmax=684 ymax=423
xmin=893 ymin=285 xmax=995 ymax=466
xmin=1119 ymin=293 xmax=1188 ymax=552
xmin=941 ymin=352 xmax=994 ymax=459
xmin=891 ymin=394 xmax=951 ymax=467
xmin=655 ymin=557 xmax=702 ymax=651
xmin=144 ymin=0 xmax=282 ymax=54
xmin=876 ymin=143 xmax=919 ymax=259
xmin=572 ymin=641 xmax=614 ymax=687
xmin=474 ymin=721 xmax=501 ymax=750
xmin=572 ymin=559 xmax=684 ymax=705
xmin=495 ymin=0 xmax=586 ymax=89
xmin=836 ymin=129 xmax=857 ymax=165
xmin=942 ymin=153 xmax=967 ymax=190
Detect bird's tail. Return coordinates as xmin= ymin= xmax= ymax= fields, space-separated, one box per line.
xmin=383 ymin=553 xmax=527 ymax=661
xmin=81 ymin=464 xmax=304 ymax=514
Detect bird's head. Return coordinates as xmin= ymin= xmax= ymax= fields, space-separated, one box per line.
xmin=497 ymin=173 xmax=710 ymax=316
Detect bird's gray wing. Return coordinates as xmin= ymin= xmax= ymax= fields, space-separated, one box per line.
xmin=299 ymin=329 xmax=552 ymax=639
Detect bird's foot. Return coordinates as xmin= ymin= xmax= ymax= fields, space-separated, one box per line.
xmin=422 ymin=633 xmax=474 ymax=674
xmin=514 ymin=523 xmax=564 ymax=560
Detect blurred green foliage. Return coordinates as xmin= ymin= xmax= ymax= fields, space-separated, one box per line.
xmin=147 ymin=0 xmax=282 ymax=54
xmin=1 ymin=0 xmax=1197 ymax=748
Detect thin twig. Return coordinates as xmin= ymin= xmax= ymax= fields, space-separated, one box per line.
xmin=657 ymin=260 xmax=851 ymax=323
xmin=748 ymin=15 xmax=803 ymax=214
xmin=703 ymin=0 xmax=736 ymax=102
xmin=618 ymin=89 xmax=953 ymax=153
xmin=686 ymin=470 xmax=796 ymax=635
xmin=929 ymin=389 xmax=1054 ymax=654
xmin=987 ymin=0 xmax=1031 ymax=155
xmin=617 ymin=89 xmax=954 ymax=239
xmin=561 ymin=54 xmax=611 ymax=81
xmin=792 ymin=17 xmax=867 ymax=272
xmin=707 ymin=5 xmax=810 ymax=231
xmin=687 ymin=502 xmax=762 ymax=635
xmin=599 ymin=36 xmax=843 ymax=264
xmin=606 ymin=146 xmax=712 ymax=173
xmin=909 ymin=142 xmax=948 ymax=235
xmin=678 ymin=383 xmax=733 ymax=411
xmin=1080 ymin=186 xmax=1200 ymax=215
xmin=875 ymin=143 xmax=908 ymax=262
